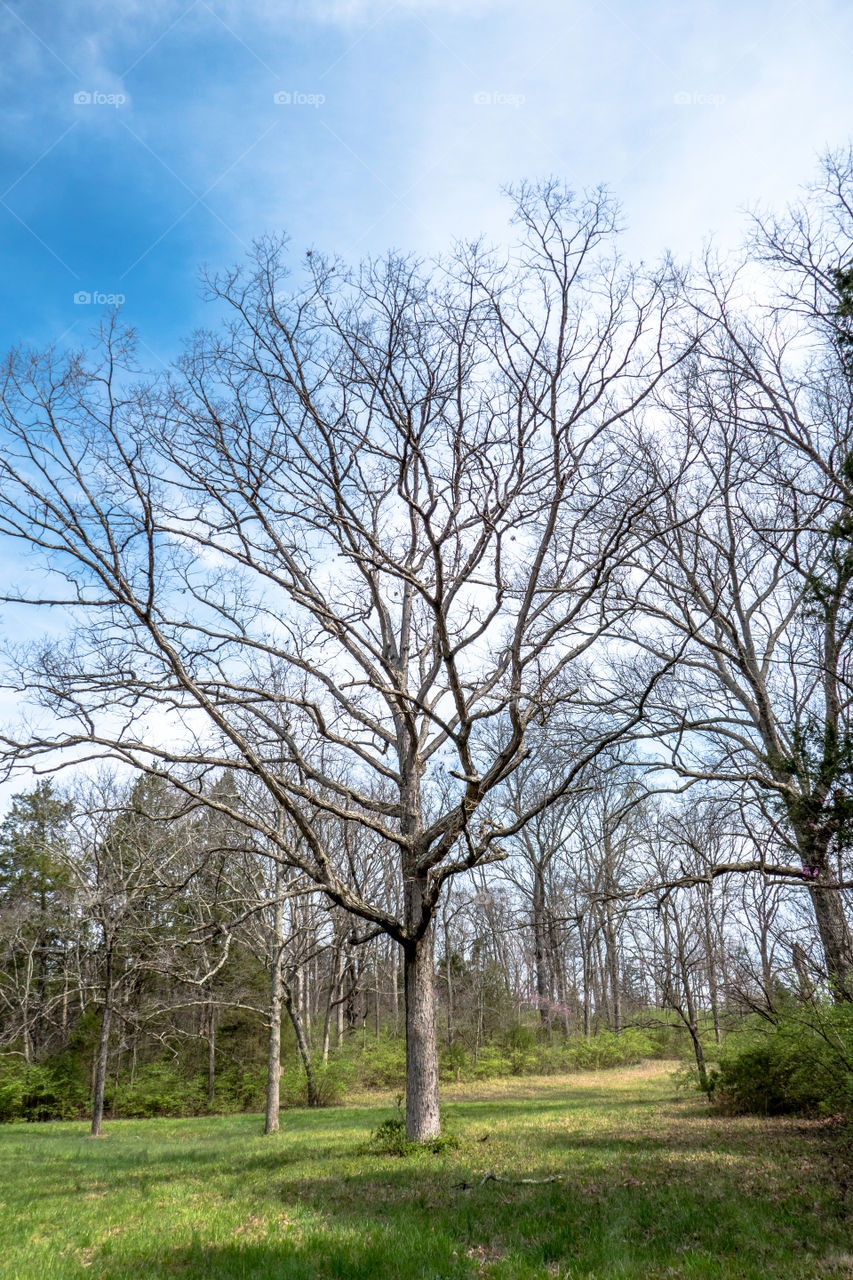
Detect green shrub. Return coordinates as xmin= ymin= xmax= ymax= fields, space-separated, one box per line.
xmin=114 ymin=1061 xmax=208 ymax=1118
xmin=0 ymin=1055 xmax=88 ymax=1122
xmin=713 ymin=1004 xmax=853 ymax=1116
xmin=366 ymin=1111 xmax=459 ymax=1155
xmin=469 ymin=1046 xmax=513 ymax=1079
xmin=336 ymin=1037 xmax=406 ymax=1090
xmin=560 ymin=1029 xmax=654 ymax=1071
xmin=278 ymin=1059 xmax=353 ymax=1108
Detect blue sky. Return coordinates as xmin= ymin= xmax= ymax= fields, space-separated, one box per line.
xmin=1 ymin=0 xmax=852 ymax=371
xmin=0 ymin=0 xmax=851 ymax=804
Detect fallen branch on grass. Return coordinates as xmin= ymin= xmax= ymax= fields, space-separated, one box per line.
xmin=453 ymin=1171 xmax=564 ymax=1190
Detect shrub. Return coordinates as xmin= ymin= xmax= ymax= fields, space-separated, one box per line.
xmin=713 ymin=1004 xmax=853 ymax=1116
xmin=114 ymin=1061 xmax=208 ymax=1118
xmin=278 ymin=1059 xmax=353 ymax=1108
xmin=561 ymin=1029 xmax=654 ymax=1071
xmin=0 ymin=1055 xmax=88 ymax=1122
xmin=336 ymin=1037 xmax=406 ymax=1090
xmin=366 ymin=1111 xmax=459 ymax=1155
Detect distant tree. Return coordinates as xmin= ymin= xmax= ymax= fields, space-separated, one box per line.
xmin=637 ymin=149 xmax=853 ymax=998
xmin=0 ymin=781 xmax=73 ymax=1059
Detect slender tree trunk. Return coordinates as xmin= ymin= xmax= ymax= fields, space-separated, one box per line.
xmin=336 ymin=968 xmax=345 ymax=1044
xmin=60 ymin=956 xmax=69 ymax=1050
xmin=265 ymin=861 xmax=285 ymax=1134
xmin=207 ymin=1002 xmax=216 ymax=1109
xmin=444 ymin=916 xmax=454 ymax=1049
xmin=21 ymin=949 xmax=34 ymax=1065
xmin=344 ymin=959 xmax=357 ymax=1035
xmin=531 ymin=867 xmax=550 ymax=1030
xmin=793 ymin=943 xmax=812 ymax=996
xmin=390 ymin=937 xmax=399 ymax=1034
xmin=548 ymin=917 xmax=571 ymax=1036
xmin=604 ymin=900 xmax=622 ymax=1034
xmin=676 ymin=929 xmax=709 ymax=1094
xmin=322 ymin=944 xmax=342 ymax=1064
xmin=403 ymin=926 xmax=440 ymax=1142
xmin=593 ymin=929 xmax=608 ymax=1028
xmin=283 ymin=981 xmax=318 ymax=1107
xmin=579 ymin=918 xmax=591 ymax=1038
xmin=91 ymin=944 xmax=114 ymax=1137
xmin=687 ymin=1019 xmax=709 ymax=1093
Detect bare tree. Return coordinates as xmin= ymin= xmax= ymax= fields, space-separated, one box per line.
xmin=0 ymin=183 xmax=684 ymax=1138
xmin=66 ymin=775 xmax=186 ymax=1136
xmin=636 ymin=151 xmax=853 ymax=997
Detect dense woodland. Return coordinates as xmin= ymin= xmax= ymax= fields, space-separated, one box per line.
xmin=1 ymin=151 xmax=853 ymax=1137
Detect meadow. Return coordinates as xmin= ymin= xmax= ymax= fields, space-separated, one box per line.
xmin=1 ymin=1063 xmax=850 ymax=1280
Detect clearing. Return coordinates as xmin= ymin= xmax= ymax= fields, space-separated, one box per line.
xmin=0 ymin=1063 xmax=850 ymax=1279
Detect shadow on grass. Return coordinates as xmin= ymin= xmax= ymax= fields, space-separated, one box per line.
xmin=83 ymin=1161 xmax=831 ymax=1280
xmin=4 ymin=1100 xmax=846 ymax=1280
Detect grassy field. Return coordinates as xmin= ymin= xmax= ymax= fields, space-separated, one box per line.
xmin=1 ymin=1062 xmax=851 ymax=1280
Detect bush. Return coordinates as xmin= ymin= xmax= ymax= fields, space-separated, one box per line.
xmin=560 ymin=1029 xmax=654 ymax=1072
xmin=336 ymin=1037 xmax=406 ymax=1090
xmin=0 ymin=1055 xmax=88 ymax=1122
xmin=366 ymin=1111 xmax=458 ymax=1155
xmin=713 ymin=1004 xmax=853 ymax=1116
xmin=278 ymin=1059 xmax=354 ymax=1108
xmin=113 ymin=1061 xmax=208 ymax=1118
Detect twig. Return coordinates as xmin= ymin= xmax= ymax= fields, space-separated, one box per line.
xmin=453 ymin=1171 xmax=564 ymax=1189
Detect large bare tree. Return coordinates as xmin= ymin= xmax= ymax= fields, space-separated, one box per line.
xmin=0 ymin=183 xmax=683 ymax=1138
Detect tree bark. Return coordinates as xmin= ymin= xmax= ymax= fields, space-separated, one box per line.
xmin=808 ymin=878 xmax=853 ymax=1001
xmin=265 ymin=860 xmax=285 ymax=1133
xmin=531 ymin=867 xmax=550 ymax=1030
xmin=91 ymin=944 xmax=114 ymax=1137
xmin=604 ymin=899 xmax=622 ymax=1034
xmin=206 ymin=1001 xmax=216 ymax=1109
xmin=322 ymin=943 xmax=343 ymax=1064
xmin=403 ymin=927 xmax=440 ymax=1142
xmin=283 ymin=981 xmax=318 ymax=1107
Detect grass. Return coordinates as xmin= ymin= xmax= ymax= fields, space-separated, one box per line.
xmin=1 ymin=1062 xmax=851 ymax=1279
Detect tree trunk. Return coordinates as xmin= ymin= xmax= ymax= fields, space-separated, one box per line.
xmin=604 ymin=900 xmax=622 ymax=1034
xmin=443 ymin=916 xmax=454 ymax=1049
xmin=283 ymin=981 xmax=318 ymax=1107
xmin=390 ymin=937 xmax=399 ymax=1034
xmin=808 ymin=879 xmax=853 ymax=1001
xmin=264 ymin=963 xmax=283 ymax=1132
xmin=403 ymin=928 xmax=440 ymax=1142
xmin=265 ymin=861 xmax=285 ymax=1133
xmin=322 ymin=944 xmax=342 ymax=1064
xmin=207 ymin=1003 xmax=216 ymax=1109
xmin=678 ymin=939 xmax=709 ymax=1093
xmin=793 ymin=942 xmax=812 ymax=997
xmin=91 ymin=945 xmax=114 ymax=1137
xmin=532 ymin=867 xmax=550 ymax=1030
xmin=548 ymin=917 xmax=571 ymax=1036
xmin=344 ymin=959 xmax=357 ymax=1035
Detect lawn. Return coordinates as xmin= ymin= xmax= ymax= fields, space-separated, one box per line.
xmin=1 ymin=1062 xmax=850 ymax=1279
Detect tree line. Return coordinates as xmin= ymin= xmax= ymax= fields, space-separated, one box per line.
xmin=0 ymin=766 xmax=813 ymax=1130
xmin=0 ymin=151 xmax=851 ymax=1139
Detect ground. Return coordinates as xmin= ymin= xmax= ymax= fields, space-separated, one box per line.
xmin=0 ymin=1063 xmax=850 ymax=1279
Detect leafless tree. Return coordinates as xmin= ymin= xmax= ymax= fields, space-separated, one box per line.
xmin=0 ymin=183 xmax=685 ymax=1138
xmin=635 ymin=150 xmax=853 ymax=997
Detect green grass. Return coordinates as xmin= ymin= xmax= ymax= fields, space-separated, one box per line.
xmin=1 ymin=1063 xmax=850 ymax=1279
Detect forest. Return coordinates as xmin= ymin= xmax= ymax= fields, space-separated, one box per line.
xmin=1 ymin=151 xmax=853 ymax=1147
